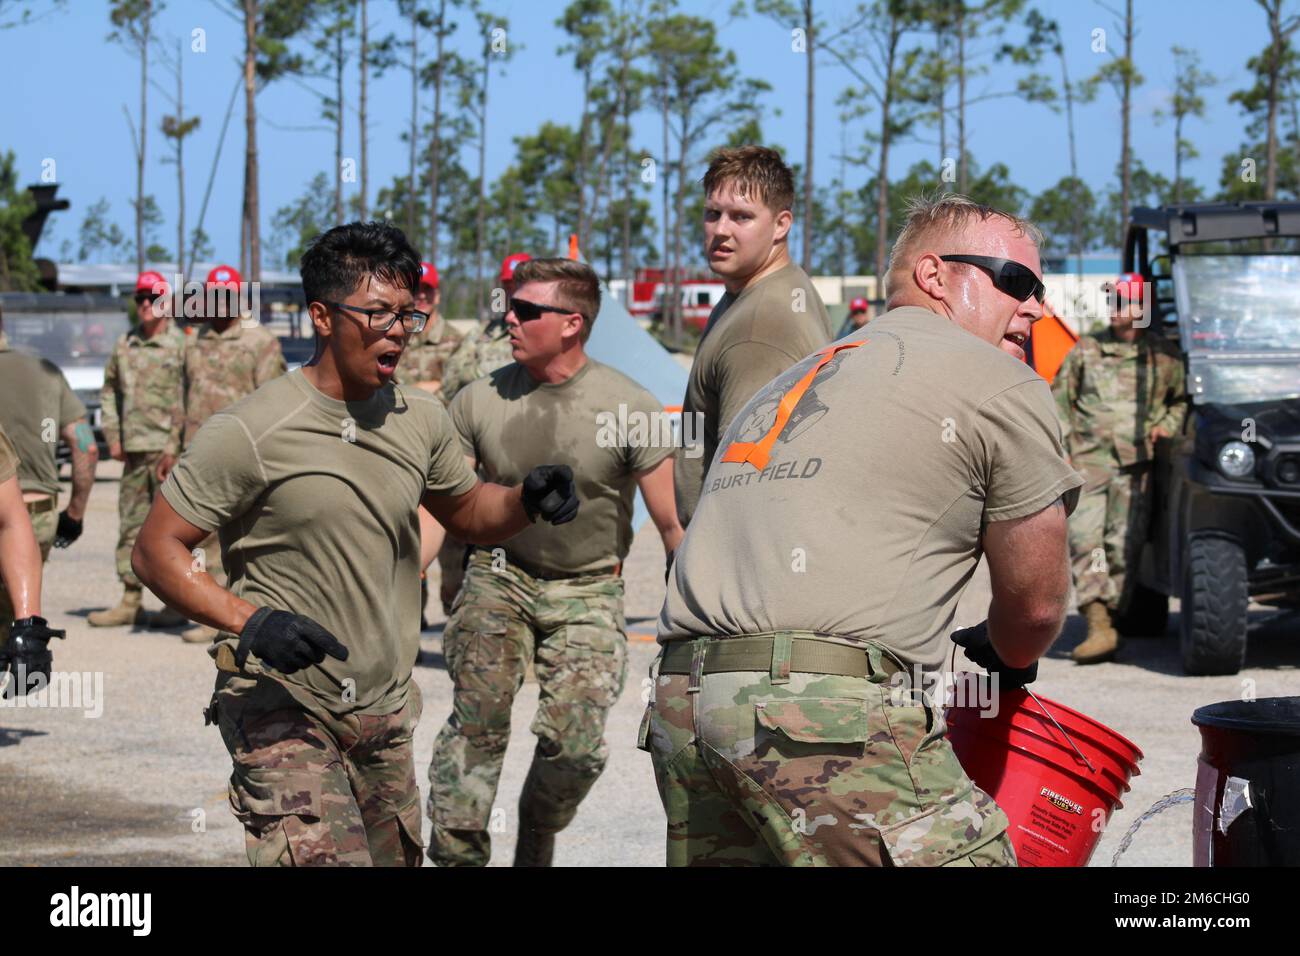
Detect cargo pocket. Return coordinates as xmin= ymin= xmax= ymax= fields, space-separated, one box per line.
xmin=227 ymin=767 xmax=322 ymax=868
xmin=875 ymin=704 xmax=1013 ymax=867
xmin=564 ymin=625 xmax=628 ymax=705
xmin=443 ymin=606 xmax=510 ymax=677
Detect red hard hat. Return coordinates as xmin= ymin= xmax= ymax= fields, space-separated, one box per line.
xmin=206 ymin=264 xmax=241 ymax=288
xmin=1108 ymin=272 xmax=1144 ymax=303
xmin=500 ymin=252 xmax=530 ymax=283
xmin=849 ymin=297 xmax=869 ymax=313
xmin=136 ymin=270 xmax=169 ymax=296
xmin=419 ymin=262 xmax=439 ymax=289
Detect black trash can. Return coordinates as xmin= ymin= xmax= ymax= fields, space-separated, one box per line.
xmin=1192 ymin=697 xmax=1300 ymax=866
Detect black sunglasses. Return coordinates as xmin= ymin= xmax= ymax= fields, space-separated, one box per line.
xmin=509 ymin=296 xmax=575 ymax=322
xmin=133 ymin=293 xmax=158 ymax=305
xmin=940 ymin=255 xmax=1045 ymax=304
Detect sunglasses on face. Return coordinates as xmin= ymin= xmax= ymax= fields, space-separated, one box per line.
xmin=134 ymin=293 xmax=157 ymax=305
xmin=509 ymin=297 xmax=574 ymax=322
xmin=940 ymin=254 xmax=1045 ymax=304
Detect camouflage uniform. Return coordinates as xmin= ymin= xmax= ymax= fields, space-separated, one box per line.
xmin=640 ymin=638 xmax=1015 ymax=867
xmin=182 ymin=321 xmax=286 ymax=580
xmin=439 ymin=320 xmax=515 ymax=404
xmin=1052 ymin=329 xmax=1186 ymax=611
xmin=427 ymin=550 xmax=628 ymax=866
xmin=434 ymin=319 xmax=515 ymax=608
xmin=100 ymin=323 xmax=185 ymax=586
xmin=213 ymin=672 xmax=424 ymax=867
xmin=394 ymin=313 xmax=462 ymax=395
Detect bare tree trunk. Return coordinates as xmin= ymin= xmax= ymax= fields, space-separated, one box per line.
xmin=957 ymin=7 xmax=967 ymax=195
xmin=429 ymin=0 xmax=446 ymax=262
xmin=359 ymin=0 xmax=369 ymax=219
xmin=621 ymin=39 xmax=633 ymax=308
xmin=475 ymin=51 xmax=488 ymax=318
xmin=937 ymin=26 xmax=946 ymax=166
xmin=1120 ymin=0 xmax=1133 ymax=227
xmin=243 ymin=0 xmax=260 ymax=281
xmin=660 ymin=61 xmax=672 ymax=340
xmin=136 ymin=0 xmax=150 ymax=272
xmin=1174 ymin=110 xmax=1184 ymax=204
xmin=577 ymin=69 xmax=591 ymax=251
xmin=1060 ymin=44 xmax=1082 ymax=283
xmin=1267 ymin=0 xmax=1281 ymax=200
xmin=408 ymin=10 xmax=417 ymax=240
xmin=176 ymin=38 xmax=185 ymax=274
xmin=802 ymin=0 xmax=814 ymax=271
xmin=672 ymin=116 xmax=687 ymax=348
xmin=874 ymin=27 xmax=898 ymax=286
xmin=334 ymin=25 xmax=344 ymax=224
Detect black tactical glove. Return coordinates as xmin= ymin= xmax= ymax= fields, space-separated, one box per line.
xmin=53 ymin=511 xmax=83 ymax=548
xmin=521 ymin=465 xmax=579 ymax=525
xmin=235 ymin=607 xmax=350 ymax=674
xmin=1 ymin=616 xmax=66 ymax=697
xmin=950 ymin=620 xmax=1038 ymax=691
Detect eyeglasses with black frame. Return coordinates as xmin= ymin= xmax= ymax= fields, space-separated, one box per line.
xmin=323 ymin=300 xmax=429 ymax=334
xmin=939 ymin=255 xmax=1046 ymax=304
xmin=509 ymin=296 xmax=577 ymax=323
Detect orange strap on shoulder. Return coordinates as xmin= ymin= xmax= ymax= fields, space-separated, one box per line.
xmin=720 ymin=339 xmax=866 ymax=472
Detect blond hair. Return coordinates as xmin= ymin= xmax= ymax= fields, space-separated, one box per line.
xmin=886 ymin=194 xmax=1043 ymax=297
xmin=513 ymin=257 xmax=602 ymax=343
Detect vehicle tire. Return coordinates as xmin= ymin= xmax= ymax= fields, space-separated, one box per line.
xmin=1115 ymin=585 xmax=1170 ymax=638
xmin=1180 ymin=534 xmax=1249 ymax=675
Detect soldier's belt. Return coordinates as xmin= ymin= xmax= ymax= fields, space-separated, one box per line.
xmin=25 ymin=496 xmax=55 ymax=515
xmin=659 ymin=635 xmax=902 ymax=679
xmin=469 ymin=547 xmax=621 ymax=581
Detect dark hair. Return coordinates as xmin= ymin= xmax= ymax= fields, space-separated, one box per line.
xmin=300 ymin=221 xmax=422 ymax=307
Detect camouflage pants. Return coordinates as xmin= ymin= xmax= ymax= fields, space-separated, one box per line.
xmin=641 ymin=639 xmax=1016 ymax=867
xmin=214 ymin=673 xmax=425 ymax=867
xmin=115 ymin=452 xmax=166 ymax=586
xmin=0 ymin=507 xmax=55 ymax=649
xmin=427 ymin=550 xmax=628 ymax=866
xmin=1069 ymin=461 xmax=1153 ymax=612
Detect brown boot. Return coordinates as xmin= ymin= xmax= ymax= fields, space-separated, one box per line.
xmin=88 ymin=586 xmax=146 ymax=627
xmin=181 ymin=624 xmax=219 ymax=644
xmin=1072 ymin=602 xmax=1120 ymax=664
xmin=149 ymin=606 xmax=189 ymax=629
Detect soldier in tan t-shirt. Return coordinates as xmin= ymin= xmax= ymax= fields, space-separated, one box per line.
xmin=0 ymin=422 xmax=66 ymax=695
xmin=642 ymin=196 xmax=1082 ymax=867
xmin=132 ymin=223 xmax=581 ymax=868
xmin=427 ymin=258 xmax=683 ymax=867
xmin=674 ymin=147 xmax=832 ymax=527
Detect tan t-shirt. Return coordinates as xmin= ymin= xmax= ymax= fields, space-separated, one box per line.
xmin=0 ymin=425 xmax=18 ymax=484
xmin=162 ymin=369 xmax=477 ymax=718
xmin=0 ymin=334 xmax=86 ymax=497
xmin=674 ymin=262 xmax=831 ymax=526
xmin=451 ymin=359 xmax=671 ymax=574
xmin=659 ymin=306 xmax=1083 ymax=669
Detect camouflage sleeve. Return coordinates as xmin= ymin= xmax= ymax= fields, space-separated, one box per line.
xmin=100 ymin=344 xmax=122 ymax=447
xmin=1151 ymin=351 xmax=1188 ymax=436
xmin=1051 ymin=349 xmax=1077 ymax=454
xmin=255 ymin=334 xmax=287 ymax=386
xmin=166 ymin=356 xmax=185 ymax=457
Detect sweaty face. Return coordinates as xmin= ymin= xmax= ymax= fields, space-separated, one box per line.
xmin=505 ymin=280 xmax=581 ymax=365
xmin=325 ymin=274 xmax=414 ymax=391
xmin=940 ymin=220 xmax=1043 ymax=362
xmin=703 ymin=184 xmax=788 ymax=285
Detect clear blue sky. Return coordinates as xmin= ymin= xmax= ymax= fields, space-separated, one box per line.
xmin=0 ymin=0 xmax=1280 ymax=267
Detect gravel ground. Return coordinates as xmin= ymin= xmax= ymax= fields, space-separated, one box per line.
xmin=2 ymin=461 xmax=1295 ymax=867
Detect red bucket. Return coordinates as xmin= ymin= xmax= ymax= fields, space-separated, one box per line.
xmin=946 ymin=687 xmax=1143 ymax=867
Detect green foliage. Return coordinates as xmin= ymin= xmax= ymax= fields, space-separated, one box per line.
xmin=77 ymin=197 xmax=129 ymax=264
xmin=0 ymin=150 xmax=40 ymax=290
xmin=1028 ymin=176 xmax=1104 ymax=255
xmin=269 ymin=172 xmax=333 ymax=269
